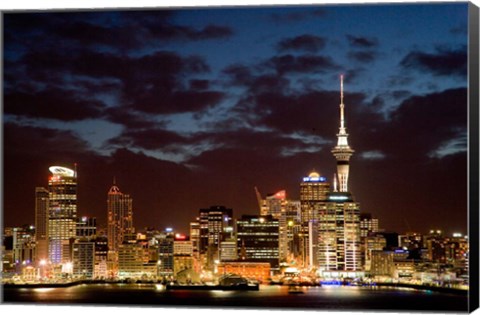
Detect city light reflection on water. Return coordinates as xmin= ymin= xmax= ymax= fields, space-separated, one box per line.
xmin=3 ymin=284 xmax=468 ymax=312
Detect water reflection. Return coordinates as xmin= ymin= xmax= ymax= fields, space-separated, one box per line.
xmin=3 ymin=284 xmax=468 ymax=312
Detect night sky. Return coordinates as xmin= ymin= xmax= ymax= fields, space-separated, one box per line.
xmin=3 ymin=3 xmax=469 ymax=235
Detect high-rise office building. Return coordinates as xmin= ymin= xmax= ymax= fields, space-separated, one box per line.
xmin=189 ymin=221 xmax=200 ymax=258
xmin=72 ymin=216 xmax=97 ymax=279
xmin=157 ymin=231 xmax=174 ymax=277
xmin=48 ymin=166 xmax=77 ymax=265
xmin=107 ymin=181 xmax=133 ymax=275
xmin=76 ymin=216 xmax=97 ymax=238
xmin=257 ymin=189 xmax=301 ymax=262
xmin=198 ymin=206 xmax=233 ymax=253
xmin=300 ymin=172 xmax=330 ymax=223
xmin=72 ymin=240 xmax=95 ymax=279
xmin=360 ymin=213 xmax=380 ymax=238
xmin=35 ymin=187 xmax=49 ymax=263
xmin=298 ymin=172 xmax=330 ymax=267
xmin=236 ymin=215 xmax=280 ymax=272
xmin=197 ymin=206 xmax=233 ymax=269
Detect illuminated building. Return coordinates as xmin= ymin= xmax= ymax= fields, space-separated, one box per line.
xmin=35 ymin=187 xmax=49 ymax=264
xmin=72 ymin=240 xmax=95 ymax=279
xmin=197 ymin=206 xmax=233 ymax=269
xmin=364 ymin=234 xmax=387 ymax=272
xmin=48 ymin=166 xmax=77 ymax=265
xmin=360 ymin=213 xmax=379 ymax=238
xmin=174 ymin=235 xmax=193 ymax=256
xmin=398 ymin=232 xmax=424 ymax=251
xmin=318 ymin=193 xmax=361 ymax=273
xmin=284 ymin=201 xmax=302 ymax=261
xmin=94 ymin=236 xmax=108 ymax=279
xmin=76 ymin=217 xmax=97 ymax=238
xmin=189 ymin=221 xmax=200 ymax=258
xmin=256 ymin=189 xmax=301 ymax=262
xmin=157 ymin=230 xmax=174 ymax=277
xmin=300 ymin=172 xmax=330 ymax=223
xmin=370 ymin=250 xmax=394 ymax=277
xmin=72 ymin=216 xmax=97 ymax=279
xmin=117 ymin=235 xmax=158 ymax=280
xmin=220 ymin=238 xmax=238 ymax=262
xmin=198 ymin=206 xmax=233 ymax=253
xmin=107 ymin=180 xmax=133 ymax=275
xmin=424 ymin=230 xmax=447 ymax=263
xmin=298 ymin=172 xmax=330 ymax=267
xmin=118 ymin=241 xmax=145 ymax=279
xmin=447 ymin=234 xmax=469 ymax=269
xmin=217 ymin=262 xmax=271 ymax=282
xmin=317 ymin=77 xmax=362 ymax=277
xmin=11 ymin=227 xmax=35 ymax=269
xmin=236 ymin=215 xmax=280 ymax=272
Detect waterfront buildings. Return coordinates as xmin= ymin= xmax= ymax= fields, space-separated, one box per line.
xmin=34 ymin=187 xmax=49 ymax=264
xmin=256 ymin=189 xmax=301 ymax=262
xmin=299 ymin=172 xmax=330 ymax=268
xmin=236 ymin=215 xmax=280 ymax=271
xmin=196 ymin=206 xmax=233 ymax=269
xmin=48 ymin=166 xmax=77 ymax=265
xmin=107 ymin=181 xmax=134 ymax=276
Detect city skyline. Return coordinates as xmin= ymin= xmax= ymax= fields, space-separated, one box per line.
xmin=3 ymin=3 xmax=468 ymax=235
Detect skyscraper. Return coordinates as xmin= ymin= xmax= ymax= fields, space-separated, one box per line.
xmin=257 ymin=189 xmax=301 ymax=262
xmin=299 ymin=172 xmax=330 ymax=267
xmin=48 ymin=166 xmax=77 ymax=265
xmin=107 ymin=181 xmax=133 ymax=275
xmin=300 ymin=172 xmax=330 ymax=223
xmin=236 ymin=215 xmax=280 ymax=271
xmin=196 ymin=206 xmax=233 ymax=270
xmin=35 ymin=187 xmax=49 ymax=263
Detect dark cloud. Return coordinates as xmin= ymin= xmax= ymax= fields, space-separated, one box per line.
xmin=222 ymin=64 xmax=254 ymax=86
xmin=133 ymin=90 xmax=225 ymax=115
xmin=103 ymin=107 xmax=158 ymax=130
xmin=6 ymin=49 xmax=218 ymax=116
xmin=387 ymin=74 xmax=415 ymax=86
xmin=266 ymin=54 xmax=339 ymax=74
xmin=277 ymin=34 xmax=326 ymax=53
xmin=348 ymin=51 xmax=377 ymax=63
xmin=400 ymin=47 xmax=467 ymax=77
xmin=190 ymin=79 xmax=210 ymax=90
xmin=4 ymin=89 xmax=106 ymax=121
xmin=270 ymin=8 xmax=327 ymax=23
xmin=346 ymin=35 xmax=379 ymax=48
xmin=108 ymin=128 xmax=188 ymax=151
xmin=4 ymin=11 xmax=233 ymax=55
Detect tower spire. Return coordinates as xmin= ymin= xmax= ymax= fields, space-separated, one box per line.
xmin=331 ymin=75 xmax=354 ymax=193
xmin=340 ymin=74 xmax=345 ymax=132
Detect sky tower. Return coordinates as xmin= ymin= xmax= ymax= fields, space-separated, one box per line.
xmin=331 ymin=75 xmax=354 ymax=193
